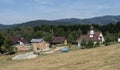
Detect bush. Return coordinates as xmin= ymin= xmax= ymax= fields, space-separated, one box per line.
xmin=103 ymin=41 xmax=110 ymax=46
xmin=81 ymin=40 xmax=86 ymax=46
xmin=68 ymin=44 xmax=71 ymax=48
xmin=86 ymin=40 xmax=94 ymax=48
xmin=2 ymin=37 xmax=15 ymax=54
xmin=95 ymin=42 xmax=100 ymax=47
xmin=80 ymin=40 xmax=86 ymax=49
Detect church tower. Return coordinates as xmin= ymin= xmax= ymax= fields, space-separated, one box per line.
xmin=90 ymin=25 xmax=94 ymax=37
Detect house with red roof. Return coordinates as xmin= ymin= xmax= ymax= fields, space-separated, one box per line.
xmin=77 ymin=25 xmax=105 ymax=47
xmin=11 ymin=35 xmax=30 ymax=52
xmin=50 ymin=37 xmax=67 ymax=45
xmin=11 ymin=35 xmax=28 ymax=45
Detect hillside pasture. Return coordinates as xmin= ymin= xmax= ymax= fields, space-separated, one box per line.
xmin=0 ymin=44 xmax=120 ymax=70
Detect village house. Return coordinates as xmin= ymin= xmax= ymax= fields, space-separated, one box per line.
xmin=11 ymin=35 xmax=30 ymax=52
xmin=30 ymin=39 xmax=49 ymax=52
xmin=50 ymin=37 xmax=67 ymax=45
xmin=11 ymin=35 xmax=28 ymax=45
xmin=77 ymin=25 xmax=105 ymax=47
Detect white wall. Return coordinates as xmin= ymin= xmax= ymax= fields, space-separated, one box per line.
xmin=98 ymin=33 xmax=105 ymax=42
xmin=118 ymin=38 xmax=120 ymax=42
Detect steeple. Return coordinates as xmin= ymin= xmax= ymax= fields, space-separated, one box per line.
xmin=90 ymin=25 xmax=94 ymax=37
xmin=90 ymin=25 xmax=94 ymax=30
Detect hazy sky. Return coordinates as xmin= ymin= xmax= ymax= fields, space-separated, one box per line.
xmin=0 ymin=0 xmax=120 ymax=25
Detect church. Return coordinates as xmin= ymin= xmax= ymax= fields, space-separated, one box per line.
xmin=77 ymin=25 xmax=105 ymax=47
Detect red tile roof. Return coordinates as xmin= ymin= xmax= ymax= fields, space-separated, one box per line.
xmin=11 ymin=35 xmax=28 ymax=44
xmin=51 ymin=37 xmax=66 ymax=44
xmin=77 ymin=32 xmax=102 ymax=42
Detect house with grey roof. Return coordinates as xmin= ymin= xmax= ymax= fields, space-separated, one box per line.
xmin=30 ymin=39 xmax=49 ymax=52
xmin=30 ymin=39 xmax=45 ymax=43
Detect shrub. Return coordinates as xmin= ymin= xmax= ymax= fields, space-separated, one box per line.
xmin=103 ymin=41 xmax=110 ymax=46
xmin=3 ymin=37 xmax=15 ymax=54
xmin=80 ymin=40 xmax=86 ymax=49
xmin=68 ymin=44 xmax=71 ymax=48
xmin=95 ymin=42 xmax=100 ymax=47
xmin=85 ymin=40 xmax=94 ymax=48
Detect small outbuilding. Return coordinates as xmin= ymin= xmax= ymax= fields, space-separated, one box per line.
xmin=50 ymin=37 xmax=67 ymax=45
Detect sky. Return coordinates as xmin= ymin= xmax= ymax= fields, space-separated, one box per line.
xmin=0 ymin=0 xmax=120 ymax=25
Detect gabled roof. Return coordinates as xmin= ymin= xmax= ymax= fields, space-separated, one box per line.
xmin=11 ymin=35 xmax=28 ymax=44
xmin=51 ymin=37 xmax=66 ymax=43
xmin=30 ymin=39 xmax=44 ymax=43
xmin=77 ymin=32 xmax=102 ymax=42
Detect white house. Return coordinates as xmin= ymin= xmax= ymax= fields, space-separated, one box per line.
xmin=77 ymin=25 xmax=105 ymax=47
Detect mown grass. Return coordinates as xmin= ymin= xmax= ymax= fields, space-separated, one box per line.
xmin=0 ymin=44 xmax=120 ymax=70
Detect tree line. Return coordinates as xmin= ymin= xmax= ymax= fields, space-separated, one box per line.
xmin=1 ymin=22 xmax=120 ymax=42
xmin=0 ymin=22 xmax=120 ymax=54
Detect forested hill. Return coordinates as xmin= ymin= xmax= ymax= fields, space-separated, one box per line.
xmin=16 ymin=20 xmax=73 ymax=26
xmin=0 ymin=15 xmax=120 ymax=29
xmin=56 ymin=15 xmax=120 ymax=24
xmin=0 ymin=20 xmax=73 ymax=30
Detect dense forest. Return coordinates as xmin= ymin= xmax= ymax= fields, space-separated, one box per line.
xmin=1 ymin=22 xmax=120 ymax=42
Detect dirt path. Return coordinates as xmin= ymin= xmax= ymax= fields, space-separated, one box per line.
xmin=43 ymin=46 xmax=65 ymax=54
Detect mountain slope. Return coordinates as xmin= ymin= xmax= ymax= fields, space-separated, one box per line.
xmin=83 ymin=15 xmax=120 ymax=24
xmin=17 ymin=20 xmax=73 ymax=26
xmin=0 ymin=20 xmax=72 ymax=30
xmin=0 ymin=15 xmax=120 ymax=30
xmin=56 ymin=15 xmax=120 ymax=24
xmin=54 ymin=18 xmax=83 ymax=23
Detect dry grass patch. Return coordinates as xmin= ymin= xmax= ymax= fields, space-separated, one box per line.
xmin=0 ymin=44 xmax=120 ymax=70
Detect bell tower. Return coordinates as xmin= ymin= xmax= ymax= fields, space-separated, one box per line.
xmin=90 ymin=25 xmax=94 ymax=37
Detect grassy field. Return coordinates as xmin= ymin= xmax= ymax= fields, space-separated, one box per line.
xmin=0 ymin=44 xmax=120 ymax=70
